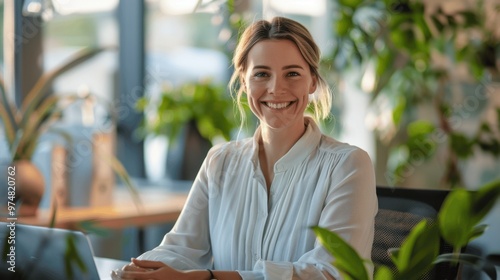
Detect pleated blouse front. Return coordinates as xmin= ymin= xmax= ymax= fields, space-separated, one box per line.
xmin=138 ymin=118 xmax=378 ymax=280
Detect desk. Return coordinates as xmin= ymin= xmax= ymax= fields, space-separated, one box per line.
xmin=6 ymin=187 xmax=188 ymax=230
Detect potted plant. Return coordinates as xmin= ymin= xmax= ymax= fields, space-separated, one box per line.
xmin=0 ymin=48 xmax=138 ymax=216
xmin=313 ymin=179 xmax=500 ymax=280
xmin=136 ymin=79 xmax=251 ymax=180
xmin=326 ymin=0 xmax=500 ymax=188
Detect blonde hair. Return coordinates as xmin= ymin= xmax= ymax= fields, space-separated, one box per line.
xmin=229 ymin=17 xmax=332 ymax=126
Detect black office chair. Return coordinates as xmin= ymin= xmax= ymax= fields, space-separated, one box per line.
xmin=372 ymin=186 xmax=460 ymax=280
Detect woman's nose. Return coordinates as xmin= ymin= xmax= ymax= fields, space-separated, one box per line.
xmin=269 ymin=76 xmax=285 ymax=95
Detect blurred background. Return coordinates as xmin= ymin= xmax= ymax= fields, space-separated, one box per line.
xmin=0 ymin=0 xmax=499 ymax=276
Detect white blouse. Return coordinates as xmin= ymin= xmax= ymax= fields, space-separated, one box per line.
xmin=138 ymin=118 xmax=378 ymax=280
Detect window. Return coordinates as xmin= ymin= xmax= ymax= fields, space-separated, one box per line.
xmin=42 ymin=0 xmax=119 ymax=126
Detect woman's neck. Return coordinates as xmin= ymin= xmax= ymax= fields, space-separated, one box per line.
xmin=258 ymin=118 xmax=307 ymax=189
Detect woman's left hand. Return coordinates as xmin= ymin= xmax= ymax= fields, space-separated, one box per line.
xmin=112 ymin=258 xmax=190 ymax=280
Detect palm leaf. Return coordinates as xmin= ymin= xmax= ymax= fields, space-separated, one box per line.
xmin=97 ymin=147 xmax=142 ymax=211
xmin=19 ymin=48 xmax=107 ymax=132
xmin=0 ymin=99 xmax=16 ymax=148
xmin=0 ymin=77 xmax=17 ymax=147
xmin=13 ymin=95 xmax=60 ymax=160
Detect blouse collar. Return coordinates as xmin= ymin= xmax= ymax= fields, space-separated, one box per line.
xmin=250 ymin=117 xmax=322 ymax=173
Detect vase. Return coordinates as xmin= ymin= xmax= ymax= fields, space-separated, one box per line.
xmin=165 ymin=120 xmax=212 ymax=181
xmin=12 ymin=160 xmax=45 ymax=216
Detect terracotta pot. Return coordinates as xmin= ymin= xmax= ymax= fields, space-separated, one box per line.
xmin=13 ymin=160 xmax=45 ymax=216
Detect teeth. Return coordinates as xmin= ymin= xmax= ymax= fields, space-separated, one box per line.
xmin=266 ymin=102 xmax=291 ymax=109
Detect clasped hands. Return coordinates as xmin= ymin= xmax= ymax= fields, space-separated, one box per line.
xmin=111 ymin=258 xmax=205 ymax=280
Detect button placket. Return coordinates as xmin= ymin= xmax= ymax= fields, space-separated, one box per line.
xmin=253 ymin=181 xmax=267 ymax=265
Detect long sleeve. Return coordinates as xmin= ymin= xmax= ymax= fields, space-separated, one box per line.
xmin=136 ymin=149 xmax=213 ymax=269
xmin=137 ymin=119 xmax=378 ymax=280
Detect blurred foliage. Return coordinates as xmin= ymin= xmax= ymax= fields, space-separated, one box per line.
xmin=328 ymin=0 xmax=500 ymax=188
xmin=136 ymin=80 xmax=243 ymax=145
xmin=313 ymin=180 xmax=500 ymax=280
xmin=0 ymin=48 xmax=141 ymax=279
xmin=0 ymin=48 xmax=104 ymax=161
xmin=136 ymin=1 xmax=257 ymax=146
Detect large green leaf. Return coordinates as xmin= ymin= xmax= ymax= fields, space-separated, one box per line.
xmin=438 ymin=189 xmax=473 ymax=248
xmin=374 ymin=265 xmax=394 ymax=280
xmin=439 ymin=180 xmax=500 ymax=249
xmin=311 ymin=226 xmax=369 ymax=280
xmin=392 ymin=220 xmax=440 ymax=279
xmin=469 ymin=180 xmax=500 ymax=225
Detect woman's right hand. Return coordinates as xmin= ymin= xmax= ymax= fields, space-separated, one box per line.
xmin=111 ymin=259 xmax=152 ymax=280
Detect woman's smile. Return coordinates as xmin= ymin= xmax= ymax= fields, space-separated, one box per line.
xmin=262 ymin=100 xmax=297 ymax=110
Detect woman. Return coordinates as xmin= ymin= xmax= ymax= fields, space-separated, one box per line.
xmin=113 ymin=16 xmax=377 ymax=280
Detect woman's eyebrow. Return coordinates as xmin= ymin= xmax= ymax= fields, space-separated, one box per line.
xmin=252 ymin=65 xmax=271 ymax=70
xmin=252 ymin=65 xmax=304 ymax=70
xmin=283 ymin=64 xmax=304 ymax=70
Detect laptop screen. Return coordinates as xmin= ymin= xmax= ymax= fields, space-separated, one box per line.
xmin=0 ymin=222 xmax=100 ymax=280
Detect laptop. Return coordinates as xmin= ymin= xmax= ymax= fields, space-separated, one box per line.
xmin=0 ymin=222 xmax=122 ymax=280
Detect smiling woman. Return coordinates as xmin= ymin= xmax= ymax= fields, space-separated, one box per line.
xmin=244 ymin=40 xmax=316 ymax=133
xmin=113 ymin=17 xmax=377 ymax=280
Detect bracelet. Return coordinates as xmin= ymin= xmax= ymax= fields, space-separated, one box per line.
xmin=207 ymin=268 xmax=217 ymax=280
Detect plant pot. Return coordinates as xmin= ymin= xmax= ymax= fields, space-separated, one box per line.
xmin=12 ymin=160 xmax=45 ymax=216
xmin=166 ymin=120 xmax=212 ymax=181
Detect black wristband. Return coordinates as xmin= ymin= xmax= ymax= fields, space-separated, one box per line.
xmin=207 ymin=268 xmax=217 ymax=280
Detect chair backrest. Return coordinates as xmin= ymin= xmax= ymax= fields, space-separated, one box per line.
xmin=372 ymin=186 xmax=459 ymax=280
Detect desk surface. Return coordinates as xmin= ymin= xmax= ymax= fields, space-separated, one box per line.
xmin=6 ymin=187 xmax=188 ymax=230
xmin=95 ymin=257 xmax=130 ymax=280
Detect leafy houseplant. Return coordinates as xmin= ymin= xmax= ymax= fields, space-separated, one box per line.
xmin=136 ymin=79 xmax=249 ymax=180
xmin=0 ymin=48 xmax=139 ymax=216
xmin=136 ymin=80 xmax=240 ymax=145
xmin=327 ymin=0 xmax=500 ymax=188
xmin=312 ymin=180 xmax=500 ymax=280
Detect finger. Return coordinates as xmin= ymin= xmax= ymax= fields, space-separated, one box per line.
xmin=131 ymin=258 xmax=165 ymax=269
xmin=110 ymin=269 xmax=120 ymax=280
xmin=119 ymin=270 xmax=157 ymax=280
xmin=122 ymin=262 xmax=150 ymax=272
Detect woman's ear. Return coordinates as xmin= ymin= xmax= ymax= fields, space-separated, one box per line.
xmin=309 ymin=76 xmax=318 ymax=94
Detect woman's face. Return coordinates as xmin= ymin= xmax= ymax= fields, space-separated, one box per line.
xmin=243 ymin=39 xmax=317 ymax=131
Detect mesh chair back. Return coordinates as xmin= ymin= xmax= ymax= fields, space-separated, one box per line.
xmin=372 ymin=186 xmax=459 ymax=280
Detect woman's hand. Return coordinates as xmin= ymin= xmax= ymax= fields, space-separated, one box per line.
xmin=111 ymin=258 xmax=208 ymax=280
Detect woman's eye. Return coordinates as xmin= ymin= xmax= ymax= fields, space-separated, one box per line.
xmin=287 ymin=72 xmax=300 ymax=77
xmin=254 ymin=72 xmax=269 ymax=78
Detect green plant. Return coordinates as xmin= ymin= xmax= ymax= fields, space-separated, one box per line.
xmin=0 ymin=47 xmax=141 ymax=278
xmin=0 ymin=48 xmax=103 ymax=162
xmin=327 ymin=0 xmax=500 ymax=187
xmin=312 ymin=179 xmax=500 ymax=280
xmin=136 ymin=80 xmax=246 ymax=145
xmin=0 ymin=47 xmax=141 ymax=207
